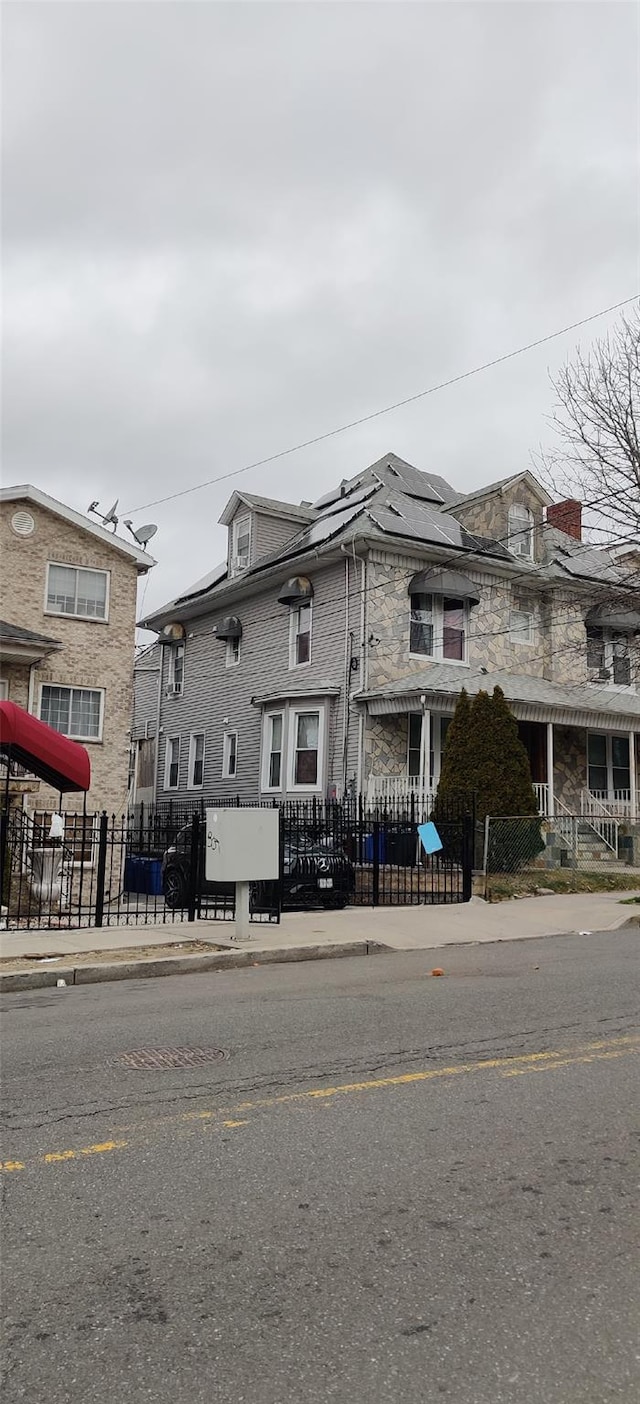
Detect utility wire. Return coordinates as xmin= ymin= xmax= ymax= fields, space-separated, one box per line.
xmin=124 ymin=295 xmax=638 ymax=515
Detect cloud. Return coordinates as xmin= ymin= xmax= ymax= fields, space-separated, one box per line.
xmin=2 ymin=1 xmax=637 ymax=617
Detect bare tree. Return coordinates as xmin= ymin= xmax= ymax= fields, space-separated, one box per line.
xmin=537 ymin=306 xmax=640 ymax=541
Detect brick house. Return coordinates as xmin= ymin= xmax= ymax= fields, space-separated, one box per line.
xmin=135 ymin=453 xmax=640 ymax=823
xmin=0 ymin=485 xmax=155 ymax=816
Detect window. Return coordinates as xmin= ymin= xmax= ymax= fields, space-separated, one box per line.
xmin=223 ymin=730 xmax=238 ymax=779
xmin=263 ymin=712 xmax=284 ymax=790
xmin=231 ymin=516 xmax=251 ymax=574
xmin=508 ymin=504 xmax=534 ymax=559
xmin=510 ymin=609 xmax=534 ymax=645
xmin=164 ymin=736 xmax=180 ymax=790
xmin=410 ymin=593 xmax=434 ymax=657
xmin=292 ymin=711 xmax=319 ymax=786
xmin=40 ymin=685 xmax=103 ymax=740
xmin=168 ymin=644 xmax=184 ymax=694
xmin=290 ymin=603 xmax=312 ymax=667
xmin=188 ymin=733 xmax=205 ymax=789
xmin=587 ymin=627 xmax=632 ymax=686
xmin=409 ymin=594 xmax=467 ymax=663
xmin=46 ymin=564 xmax=109 ymax=620
xmin=407 ymin=714 xmax=449 ymax=784
xmin=442 ymin=597 xmax=465 ymax=661
xmin=225 ymin=636 xmax=240 ymax=668
xmin=32 ymin=811 xmax=97 ymax=865
xmin=588 ymin=734 xmax=630 ymax=798
xmin=0 ymin=680 xmax=8 ymax=700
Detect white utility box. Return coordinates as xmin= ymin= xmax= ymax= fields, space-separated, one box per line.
xmin=205 ymin=807 xmax=280 ymax=940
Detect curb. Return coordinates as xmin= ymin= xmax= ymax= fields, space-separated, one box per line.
xmin=0 ymin=940 xmax=389 ymax=994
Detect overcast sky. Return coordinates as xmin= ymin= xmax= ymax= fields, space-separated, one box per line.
xmin=3 ymin=1 xmax=638 ymax=622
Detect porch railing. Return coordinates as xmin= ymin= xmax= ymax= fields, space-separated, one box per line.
xmin=581 ymin=789 xmax=634 ymax=820
xmin=366 ymin=775 xmax=436 ymax=815
xmin=533 ymin=783 xmax=549 ymax=816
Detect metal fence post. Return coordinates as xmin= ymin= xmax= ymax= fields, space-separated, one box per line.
xmin=94 ymin=812 xmax=109 ymax=928
xmin=372 ymin=817 xmax=380 ymax=907
xmin=462 ymin=812 xmax=474 ymax=903
xmin=187 ymin=812 xmax=200 ymax=922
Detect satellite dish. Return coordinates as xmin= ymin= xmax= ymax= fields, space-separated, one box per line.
xmin=132 ymin=523 xmax=158 ymax=547
xmin=103 ymin=499 xmax=119 ymax=529
xmin=123 ymin=519 xmax=158 ymax=548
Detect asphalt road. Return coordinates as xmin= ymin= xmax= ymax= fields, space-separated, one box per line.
xmin=1 ymin=930 xmax=639 ymax=1404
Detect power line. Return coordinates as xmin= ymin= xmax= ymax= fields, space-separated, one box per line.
xmin=124 ymin=295 xmax=639 ymax=515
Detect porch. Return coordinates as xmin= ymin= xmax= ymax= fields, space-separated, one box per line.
xmin=365 ymin=710 xmax=640 ymax=822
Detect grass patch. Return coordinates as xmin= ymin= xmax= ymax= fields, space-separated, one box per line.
xmin=484 ymin=869 xmax=640 ymax=903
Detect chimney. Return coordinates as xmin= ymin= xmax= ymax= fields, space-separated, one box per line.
xmin=546 ymin=498 xmax=582 ymax=541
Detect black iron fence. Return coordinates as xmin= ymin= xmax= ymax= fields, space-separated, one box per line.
xmin=1 ymin=795 xmax=474 ymax=931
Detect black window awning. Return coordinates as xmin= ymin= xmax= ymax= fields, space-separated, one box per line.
xmin=586 ymin=606 xmax=640 ymax=633
xmin=408 ymin=569 xmax=480 ymax=606
xmin=277 ymin=576 xmax=314 ymax=607
xmin=212 ymin=615 xmax=243 ymax=642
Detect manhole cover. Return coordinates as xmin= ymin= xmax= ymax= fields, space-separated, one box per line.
xmin=118 ymin=1047 xmax=228 ymax=1070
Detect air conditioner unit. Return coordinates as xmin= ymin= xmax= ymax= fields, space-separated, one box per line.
xmin=165 ymin=683 xmax=183 ymax=697
xmin=231 ymin=554 xmax=249 ymax=573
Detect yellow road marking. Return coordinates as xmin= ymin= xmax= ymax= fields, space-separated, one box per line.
xmin=2 ymin=1035 xmax=638 ymax=1174
xmin=43 ymin=1139 xmax=127 ymax=1165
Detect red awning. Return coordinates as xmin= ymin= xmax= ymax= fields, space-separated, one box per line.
xmin=0 ymin=700 xmax=91 ymax=794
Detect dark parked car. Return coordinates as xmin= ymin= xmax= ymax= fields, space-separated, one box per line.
xmin=161 ymin=826 xmax=355 ymax=912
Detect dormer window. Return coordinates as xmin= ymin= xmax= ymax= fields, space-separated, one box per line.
xmin=508 ymin=504 xmax=534 ymax=558
xmin=231 ymin=515 xmax=251 ymax=575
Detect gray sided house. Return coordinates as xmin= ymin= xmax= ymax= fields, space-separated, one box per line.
xmin=134 ymin=454 xmax=640 ymax=826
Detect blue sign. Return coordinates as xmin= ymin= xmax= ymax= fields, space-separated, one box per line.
xmin=417 ymin=821 xmax=443 ymax=855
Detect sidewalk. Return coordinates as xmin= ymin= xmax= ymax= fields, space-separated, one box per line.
xmin=1 ymin=889 xmax=638 ymax=965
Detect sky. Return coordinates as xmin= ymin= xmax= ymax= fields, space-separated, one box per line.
xmin=2 ymin=1 xmax=638 ymax=626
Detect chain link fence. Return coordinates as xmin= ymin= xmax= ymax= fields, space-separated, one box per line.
xmin=483 ymin=813 xmax=640 ymax=883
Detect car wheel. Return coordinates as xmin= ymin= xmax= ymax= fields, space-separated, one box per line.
xmin=321 ymin=894 xmax=348 ymax=910
xmin=163 ymin=866 xmax=187 ymax=910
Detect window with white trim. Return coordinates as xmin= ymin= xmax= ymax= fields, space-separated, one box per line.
xmin=231 ymin=516 xmax=251 ymax=575
xmin=289 ymin=602 xmax=312 ymax=667
xmin=508 ymin=504 xmax=534 ymax=558
xmin=263 ymin=712 xmax=284 ymax=790
xmin=222 ymin=730 xmax=238 ymax=779
xmin=291 ymin=710 xmax=320 ymax=787
xmin=510 ymin=608 xmax=534 ymax=645
xmin=409 ymin=594 xmax=467 ymax=662
xmin=588 ymin=734 xmax=631 ymax=797
xmin=586 ymin=627 xmax=632 ymax=687
xmin=164 ymin=736 xmax=180 ymax=789
xmin=225 ymin=636 xmax=240 ymax=668
xmin=46 ymin=563 xmax=109 ymax=620
xmin=188 ymin=733 xmax=205 ymax=789
xmin=40 ymin=685 xmax=103 ymax=740
xmin=168 ymin=644 xmax=184 ymax=694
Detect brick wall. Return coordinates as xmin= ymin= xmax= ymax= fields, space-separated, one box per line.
xmin=0 ymin=500 xmax=142 ymax=814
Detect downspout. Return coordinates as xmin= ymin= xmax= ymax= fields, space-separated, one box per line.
xmin=340 ymin=551 xmax=350 ymax=795
xmin=152 ymin=646 xmax=164 ymax=804
xmin=342 ymin=540 xmax=368 ymax=796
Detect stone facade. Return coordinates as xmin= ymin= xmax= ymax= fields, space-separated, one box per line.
xmin=450 ymin=478 xmax=546 ymax=562
xmin=0 ymin=496 xmax=148 ymax=815
xmin=366 ymin=549 xmax=548 ymax=690
xmin=364 ymin=714 xmax=408 ymax=775
xmin=552 ymin=726 xmax=586 ymax=810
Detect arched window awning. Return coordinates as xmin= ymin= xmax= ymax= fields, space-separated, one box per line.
xmin=277 ymin=576 xmax=314 ymax=607
xmin=212 ymin=616 xmax=243 ymax=642
xmin=408 ymin=570 xmax=480 ymax=606
xmin=586 ymin=606 xmax=640 ymax=633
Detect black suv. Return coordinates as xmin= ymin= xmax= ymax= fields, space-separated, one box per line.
xmin=161 ymin=826 xmax=356 ymax=912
